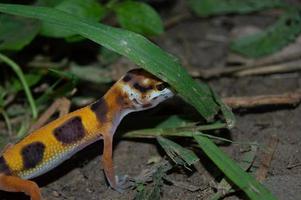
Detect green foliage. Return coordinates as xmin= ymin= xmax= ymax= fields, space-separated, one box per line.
xmin=0 ymin=15 xmax=40 ymax=51
xmin=194 ymin=134 xmax=277 ymax=200
xmin=0 ymin=0 xmax=164 ymax=51
xmin=231 ymin=8 xmax=301 ymax=58
xmin=0 ymin=53 xmax=38 ymax=118
xmin=113 ymin=1 xmax=164 ymax=36
xmin=0 ymin=3 xmax=222 ymax=121
xmin=188 ymin=0 xmax=284 ymax=16
xmin=157 ymin=136 xmax=199 ymax=167
xmin=210 ymin=144 xmax=258 ymax=200
xmin=40 ymin=0 xmax=105 ymax=38
xmin=99 ymin=48 xmax=121 ymax=65
xmin=134 ymin=165 xmax=165 ymax=200
xmin=187 ymin=0 xmax=301 ymax=58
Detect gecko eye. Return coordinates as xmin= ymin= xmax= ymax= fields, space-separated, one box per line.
xmin=156 ymin=83 xmax=168 ymax=91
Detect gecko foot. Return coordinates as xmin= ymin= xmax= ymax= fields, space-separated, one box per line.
xmin=113 ymin=175 xmax=133 ymax=193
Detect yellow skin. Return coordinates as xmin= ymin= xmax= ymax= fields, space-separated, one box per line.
xmin=0 ymin=69 xmax=174 ymax=200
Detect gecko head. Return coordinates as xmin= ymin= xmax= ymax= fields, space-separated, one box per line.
xmin=117 ymin=69 xmax=174 ymax=111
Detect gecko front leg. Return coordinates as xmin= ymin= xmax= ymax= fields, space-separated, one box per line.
xmin=102 ymin=134 xmax=130 ymax=192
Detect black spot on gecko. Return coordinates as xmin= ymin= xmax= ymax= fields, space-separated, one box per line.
xmin=54 ymin=116 xmax=85 ymax=144
xmin=0 ymin=156 xmax=11 ymax=175
xmin=133 ymin=83 xmax=153 ymax=93
xmin=91 ymin=98 xmax=108 ymax=122
xmin=21 ymin=142 xmax=45 ymax=170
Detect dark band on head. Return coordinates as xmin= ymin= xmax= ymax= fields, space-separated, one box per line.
xmin=133 ymin=82 xmax=153 ymax=93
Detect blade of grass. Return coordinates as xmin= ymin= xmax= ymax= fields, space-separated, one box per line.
xmin=0 ymin=53 xmax=37 ymax=118
xmin=157 ymin=136 xmax=199 ymax=167
xmin=123 ymin=122 xmax=227 ymax=138
xmin=0 ymin=109 xmax=12 ymax=136
xmin=0 ymin=3 xmax=220 ymax=121
xmin=194 ymin=134 xmax=277 ymax=200
xmin=210 ymin=144 xmax=258 ymax=200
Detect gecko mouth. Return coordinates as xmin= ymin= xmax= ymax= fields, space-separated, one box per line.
xmin=132 ymin=98 xmax=140 ymax=105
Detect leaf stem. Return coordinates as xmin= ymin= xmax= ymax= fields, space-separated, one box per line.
xmin=0 ymin=53 xmax=37 ymax=118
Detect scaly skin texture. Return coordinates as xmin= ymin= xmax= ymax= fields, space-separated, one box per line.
xmin=0 ymin=69 xmax=174 ymax=200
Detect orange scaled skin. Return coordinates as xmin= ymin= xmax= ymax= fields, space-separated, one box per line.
xmin=0 ymin=69 xmax=174 ymax=200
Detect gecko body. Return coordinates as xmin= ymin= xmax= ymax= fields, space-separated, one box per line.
xmin=0 ymin=69 xmax=173 ymax=200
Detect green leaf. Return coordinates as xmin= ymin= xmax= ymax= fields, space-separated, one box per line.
xmin=194 ymin=134 xmax=277 ymax=200
xmin=212 ymin=89 xmax=235 ymax=128
xmin=157 ymin=136 xmax=199 ymax=167
xmin=40 ymin=0 xmax=106 ymax=38
xmin=113 ymin=1 xmax=164 ymax=36
xmin=99 ymin=47 xmax=121 ymax=65
xmin=36 ymin=0 xmax=63 ymax=7
xmin=210 ymin=144 xmax=258 ymax=200
xmin=0 ymin=15 xmax=40 ymax=51
xmin=231 ymin=8 xmax=301 ymax=58
xmin=0 ymin=3 xmax=221 ymax=121
xmin=188 ymin=0 xmax=284 ymax=16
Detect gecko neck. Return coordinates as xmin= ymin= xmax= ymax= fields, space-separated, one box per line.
xmin=92 ymin=86 xmax=134 ymax=135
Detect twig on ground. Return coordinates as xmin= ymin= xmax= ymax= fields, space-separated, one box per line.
xmin=164 ymin=12 xmax=192 ymax=29
xmin=287 ymin=162 xmax=301 ymax=169
xmin=222 ymin=90 xmax=301 ymax=109
xmin=196 ymin=59 xmax=301 ymax=78
xmin=255 ymin=135 xmax=279 ymax=182
xmin=163 ymin=176 xmax=204 ymax=192
xmin=234 ymin=59 xmax=301 ymax=76
xmin=28 ymin=97 xmax=70 ymax=133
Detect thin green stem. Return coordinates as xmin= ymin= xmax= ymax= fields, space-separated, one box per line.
xmin=0 ymin=109 xmax=12 ymax=136
xmin=0 ymin=53 xmax=37 ymax=118
xmin=123 ymin=122 xmax=227 ymax=138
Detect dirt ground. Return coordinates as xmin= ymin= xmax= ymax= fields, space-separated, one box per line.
xmin=1 ymin=1 xmax=301 ymax=200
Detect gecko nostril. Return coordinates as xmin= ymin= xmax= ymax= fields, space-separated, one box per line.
xmin=132 ymin=98 xmax=139 ymax=105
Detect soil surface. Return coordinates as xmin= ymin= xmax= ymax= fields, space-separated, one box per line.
xmin=1 ymin=1 xmax=301 ymax=200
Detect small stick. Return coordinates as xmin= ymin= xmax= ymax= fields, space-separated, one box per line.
xmin=28 ymin=97 xmax=71 ymax=133
xmin=164 ymin=12 xmax=192 ymax=29
xmin=163 ymin=176 xmax=203 ymax=192
xmin=235 ymin=59 xmax=301 ymax=76
xmin=255 ymin=135 xmax=279 ymax=182
xmin=222 ymin=90 xmax=301 ymax=109
xmin=196 ymin=59 xmax=301 ymax=78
